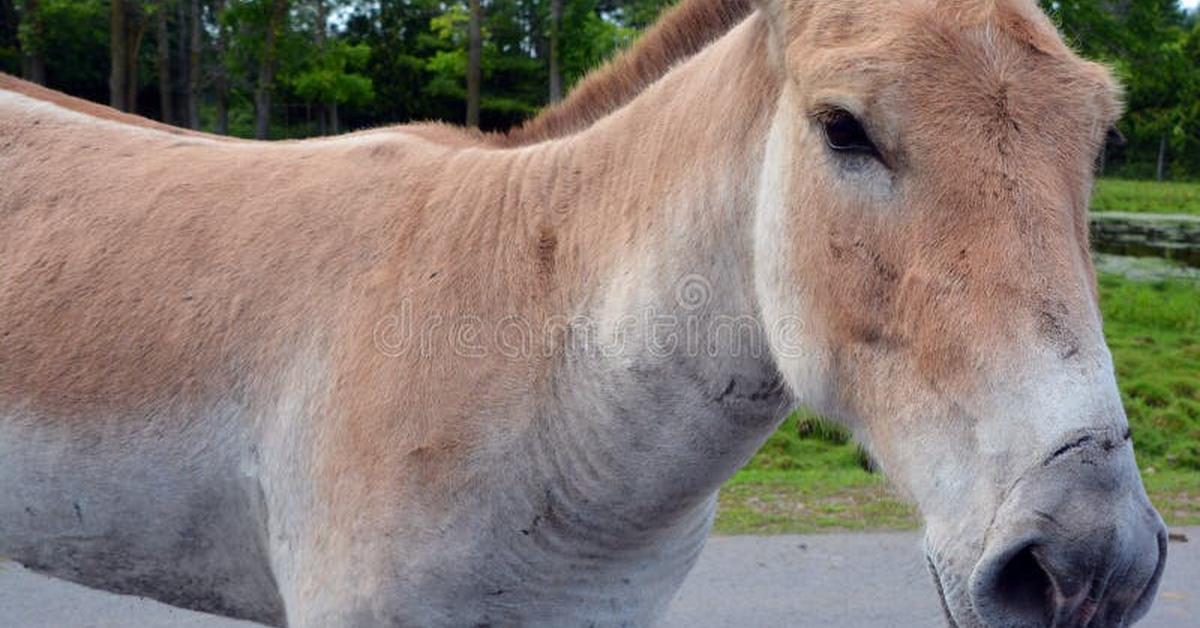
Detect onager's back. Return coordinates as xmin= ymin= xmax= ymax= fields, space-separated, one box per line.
xmin=1 ymin=2 xmax=764 ymax=622
xmin=0 ymin=1 xmax=1168 ymax=627
xmin=0 ymin=98 xmax=452 ymax=623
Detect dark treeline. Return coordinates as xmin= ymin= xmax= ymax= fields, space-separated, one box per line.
xmin=1 ymin=0 xmax=1198 ymax=178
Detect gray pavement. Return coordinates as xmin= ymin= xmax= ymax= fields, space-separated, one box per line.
xmin=1 ymin=529 xmax=1196 ymax=627
xmin=663 ymin=530 xmax=1198 ymax=627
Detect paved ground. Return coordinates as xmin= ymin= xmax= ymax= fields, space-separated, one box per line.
xmin=1 ymin=529 xmax=1196 ymax=627
xmin=663 ymin=530 xmax=1198 ymax=627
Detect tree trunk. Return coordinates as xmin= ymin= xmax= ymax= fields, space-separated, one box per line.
xmin=175 ymin=0 xmax=187 ymax=122
xmin=20 ymin=0 xmax=46 ymax=84
xmin=1156 ymin=134 xmax=1167 ymax=182
xmin=330 ymin=101 xmax=338 ymax=134
xmin=314 ymin=0 xmax=330 ymax=135
xmin=254 ymin=0 xmax=288 ymax=139
xmin=110 ymin=0 xmax=129 ymax=110
xmin=528 ymin=0 xmax=547 ymax=77
xmin=213 ymin=0 xmax=229 ymax=134
xmin=155 ymin=1 xmax=173 ymax=124
xmin=126 ymin=7 xmax=147 ymax=114
xmin=466 ymin=0 xmax=482 ymax=127
xmin=186 ymin=0 xmax=201 ymax=129
xmin=1 ymin=0 xmax=17 ymax=65
xmin=548 ymin=0 xmax=562 ymax=103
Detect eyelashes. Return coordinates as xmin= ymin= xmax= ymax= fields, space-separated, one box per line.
xmin=821 ymin=109 xmax=880 ymax=157
xmin=817 ymin=108 xmax=888 ymax=171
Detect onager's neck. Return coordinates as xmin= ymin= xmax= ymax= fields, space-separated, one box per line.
xmin=546 ymin=14 xmax=786 ymax=483
xmin=325 ymin=14 xmax=792 ymax=623
xmin=504 ymin=10 xmax=789 ymax=587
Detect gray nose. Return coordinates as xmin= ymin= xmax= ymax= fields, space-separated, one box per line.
xmin=969 ymin=428 xmax=1167 ymax=628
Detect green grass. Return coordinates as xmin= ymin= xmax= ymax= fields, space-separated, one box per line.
xmin=715 ymin=468 xmax=918 ymax=534
xmin=1142 ymin=471 xmax=1200 ymax=527
xmin=1092 ymin=179 xmax=1200 ymax=215
xmin=715 ymin=411 xmax=919 ymax=535
xmin=716 ymin=271 xmax=1200 ymax=534
xmin=1101 ymin=274 xmax=1200 ymax=472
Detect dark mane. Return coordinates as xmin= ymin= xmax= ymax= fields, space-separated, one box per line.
xmin=499 ymin=0 xmax=754 ymax=146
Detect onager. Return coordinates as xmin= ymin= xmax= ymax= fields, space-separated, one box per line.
xmin=0 ymin=1 xmax=1167 ymax=626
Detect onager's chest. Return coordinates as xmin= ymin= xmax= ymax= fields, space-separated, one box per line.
xmin=332 ymin=349 xmax=786 ymax=626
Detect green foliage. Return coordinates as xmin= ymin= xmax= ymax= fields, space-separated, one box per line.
xmin=1 ymin=0 xmax=683 ymax=133
xmin=223 ymin=1 xmax=320 ymax=87
xmin=3 ymin=1 xmax=1197 ymax=167
xmin=290 ymin=41 xmax=374 ymax=107
xmin=613 ymin=0 xmax=674 ymax=30
xmin=421 ymin=3 xmax=470 ymax=102
xmin=199 ymin=92 xmax=258 ymax=137
xmin=1043 ymin=0 xmax=1200 ymax=180
xmin=15 ymin=0 xmax=108 ymax=102
xmin=1093 ymin=178 xmax=1200 ymax=214
xmin=558 ymin=0 xmax=635 ymax=88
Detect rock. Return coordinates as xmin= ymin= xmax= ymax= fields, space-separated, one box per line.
xmin=1089 ymin=212 xmax=1200 ymax=267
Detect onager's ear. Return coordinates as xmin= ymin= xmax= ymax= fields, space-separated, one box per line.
xmin=751 ymin=0 xmax=783 ymax=19
xmin=751 ymin=0 xmax=814 ymax=50
xmin=752 ymin=1 xmax=877 ymax=61
xmin=752 ymin=0 xmax=788 ymax=33
xmin=751 ymin=0 xmax=789 ymax=62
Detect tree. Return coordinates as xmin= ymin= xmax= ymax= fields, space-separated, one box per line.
xmin=255 ymin=0 xmax=289 ymax=139
xmin=213 ymin=0 xmax=230 ymax=134
xmin=4 ymin=0 xmax=1195 ymax=180
xmin=1175 ymin=19 xmax=1200 ymax=178
xmin=186 ymin=0 xmax=200 ymax=128
xmin=154 ymin=0 xmax=173 ymax=123
xmin=291 ymin=36 xmax=374 ymax=134
xmin=109 ymin=0 xmax=128 ymax=110
xmin=554 ymin=0 xmax=641 ymax=97
xmin=314 ymin=0 xmax=327 ymax=133
xmin=466 ymin=0 xmax=482 ymax=127
xmin=109 ymin=0 xmax=147 ymax=112
xmin=20 ymin=0 xmax=46 ymax=84
xmin=0 ymin=0 xmax=17 ymax=76
xmin=147 ymin=0 xmax=198 ymax=127
xmin=1039 ymin=0 xmax=1126 ymax=59
xmin=548 ymin=0 xmax=562 ymax=102
xmin=1042 ymin=0 xmax=1196 ymax=180
xmin=1118 ymin=0 xmax=1190 ymax=180
xmin=307 ymin=0 xmax=341 ymax=133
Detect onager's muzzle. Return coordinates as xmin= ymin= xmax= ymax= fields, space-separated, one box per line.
xmin=968 ymin=428 xmax=1167 ymax=627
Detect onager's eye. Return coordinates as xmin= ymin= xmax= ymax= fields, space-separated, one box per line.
xmin=821 ymin=109 xmax=879 ymax=158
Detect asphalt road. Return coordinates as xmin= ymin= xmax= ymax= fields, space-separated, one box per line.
xmin=1 ymin=529 xmax=1196 ymax=627
xmin=663 ymin=530 xmax=1198 ymax=627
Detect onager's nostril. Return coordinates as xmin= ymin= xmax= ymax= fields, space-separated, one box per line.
xmin=972 ymin=431 xmax=1167 ymax=627
xmin=988 ymin=544 xmax=1055 ymax=625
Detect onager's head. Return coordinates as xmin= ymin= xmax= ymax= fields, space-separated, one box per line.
xmin=752 ymin=1 xmax=1165 ymax=625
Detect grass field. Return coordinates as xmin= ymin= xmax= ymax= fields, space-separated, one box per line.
xmin=715 ymin=270 xmax=1200 ymax=534
xmin=1092 ymin=179 xmax=1200 ymax=215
